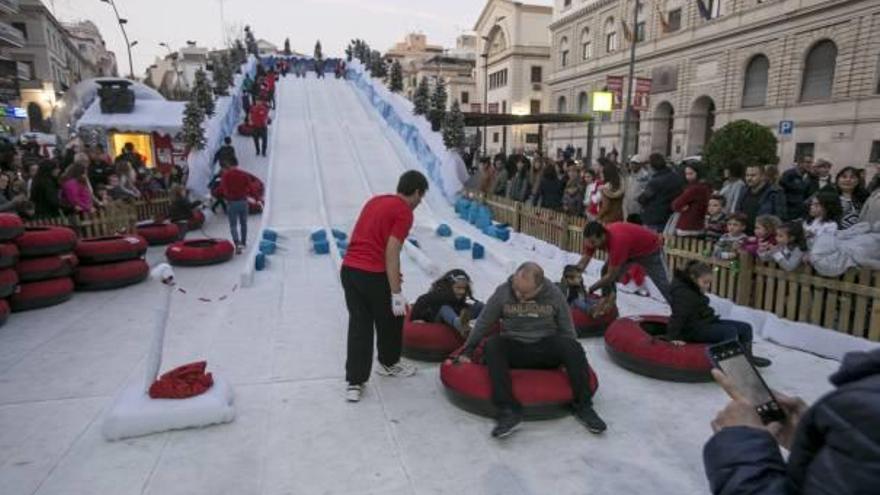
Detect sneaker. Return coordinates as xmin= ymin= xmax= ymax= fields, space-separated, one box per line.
xmin=235 ymin=244 xmax=243 ymax=255
xmin=376 ymin=361 xmax=416 ymax=377
xmin=345 ymin=384 xmax=363 ymax=402
xmin=491 ymin=410 xmax=522 ymax=439
xmin=750 ymin=355 xmax=772 ymax=368
xmin=574 ymin=405 xmax=607 ymax=434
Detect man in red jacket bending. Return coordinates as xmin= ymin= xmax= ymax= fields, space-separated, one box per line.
xmin=217 ymin=159 xmax=251 ymax=253
xmin=249 ymin=99 xmax=270 ymax=157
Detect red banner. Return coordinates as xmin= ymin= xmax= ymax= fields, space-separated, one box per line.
xmin=152 ymin=132 xmax=174 ymax=176
xmin=606 ymin=75 xmax=624 ymax=110
xmin=633 ymin=77 xmax=652 ymax=111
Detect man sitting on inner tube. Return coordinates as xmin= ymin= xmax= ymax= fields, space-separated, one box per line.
xmin=456 ymin=262 xmax=607 ymax=439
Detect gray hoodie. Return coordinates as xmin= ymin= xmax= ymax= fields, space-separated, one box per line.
xmin=462 ymin=276 xmax=576 ymax=355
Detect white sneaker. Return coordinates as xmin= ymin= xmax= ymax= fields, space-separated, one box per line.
xmin=346 ymin=384 xmax=363 ymax=402
xmin=376 ymin=361 xmax=417 ymax=377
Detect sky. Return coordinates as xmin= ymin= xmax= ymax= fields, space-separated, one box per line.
xmin=50 ymin=0 xmax=553 ymax=78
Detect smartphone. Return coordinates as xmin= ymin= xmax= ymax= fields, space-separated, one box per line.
xmin=708 ymin=340 xmax=785 ymax=424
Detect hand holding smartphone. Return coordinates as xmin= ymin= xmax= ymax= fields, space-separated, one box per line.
xmin=708 ymin=341 xmax=786 ymax=424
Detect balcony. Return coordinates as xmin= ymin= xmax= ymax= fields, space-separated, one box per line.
xmin=0 ymin=20 xmax=24 ymax=48
xmin=0 ymin=0 xmax=19 ymax=16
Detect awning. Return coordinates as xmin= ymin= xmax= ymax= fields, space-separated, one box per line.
xmin=463 ymin=112 xmax=592 ymax=127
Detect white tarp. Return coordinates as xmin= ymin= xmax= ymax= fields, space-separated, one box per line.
xmin=76 ymin=99 xmax=186 ymax=135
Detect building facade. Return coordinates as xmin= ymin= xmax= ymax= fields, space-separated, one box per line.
xmin=547 ymin=0 xmax=880 ymax=167
xmin=415 ymin=55 xmax=476 ymax=111
xmin=63 ymin=20 xmax=117 ymax=78
xmin=474 ymin=0 xmax=552 ymax=155
xmin=385 ymin=33 xmax=444 ymax=99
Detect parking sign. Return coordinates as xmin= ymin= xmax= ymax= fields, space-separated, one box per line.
xmin=779 ymin=120 xmax=794 ymax=136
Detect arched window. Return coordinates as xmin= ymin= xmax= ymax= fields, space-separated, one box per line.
xmin=581 ymin=28 xmax=592 ymax=60
xmin=559 ymin=37 xmax=570 ymax=67
xmin=742 ymin=54 xmax=769 ymax=108
xmin=557 ymin=95 xmax=568 ymax=113
xmin=577 ymin=92 xmax=589 ymax=113
xmin=604 ymin=17 xmax=617 ymax=53
xmin=800 ymin=40 xmax=837 ymax=101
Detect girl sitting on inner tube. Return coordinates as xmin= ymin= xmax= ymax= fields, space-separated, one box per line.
xmin=557 ymin=265 xmax=616 ymax=316
xmin=667 ymin=260 xmax=771 ymax=367
xmin=410 ymin=269 xmax=484 ymax=337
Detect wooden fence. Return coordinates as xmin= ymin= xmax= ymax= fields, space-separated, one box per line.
xmin=24 ymin=192 xmax=172 ymax=239
xmin=466 ymin=190 xmax=880 ymax=341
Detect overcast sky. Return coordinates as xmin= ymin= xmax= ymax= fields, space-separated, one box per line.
xmin=49 ymin=0 xmax=552 ymax=77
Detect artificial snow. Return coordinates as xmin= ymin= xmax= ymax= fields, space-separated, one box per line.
xmin=76 ymin=99 xmax=186 ymax=135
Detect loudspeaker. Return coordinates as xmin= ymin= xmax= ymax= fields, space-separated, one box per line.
xmin=97 ymin=80 xmax=135 ymax=114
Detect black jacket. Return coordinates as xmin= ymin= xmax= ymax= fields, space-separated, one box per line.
xmin=779 ymin=167 xmax=814 ymax=221
xmin=213 ymin=145 xmax=237 ymax=166
xmin=30 ymin=176 xmax=61 ymax=218
xmin=410 ymin=291 xmax=468 ymax=322
xmin=534 ymin=175 xmax=564 ymax=210
xmin=638 ymin=167 xmax=685 ymax=226
xmin=703 ymin=348 xmax=880 ymax=495
xmin=169 ymin=197 xmax=202 ymax=222
xmin=666 ymin=270 xmax=718 ymax=341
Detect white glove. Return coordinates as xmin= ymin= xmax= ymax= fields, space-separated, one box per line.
xmin=391 ymin=293 xmax=407 ymax=316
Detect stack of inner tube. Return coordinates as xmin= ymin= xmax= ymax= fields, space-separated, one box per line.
xmin=11 ymin=226 xmax=77 ymax=312
xmin=74 ymin=235 xmax=149 ymax=291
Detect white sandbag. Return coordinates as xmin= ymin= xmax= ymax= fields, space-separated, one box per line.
xmin=102 ymin=376 xmax=235 ymax=441
xmin=761 ymin=314 xmax=880 ymax=361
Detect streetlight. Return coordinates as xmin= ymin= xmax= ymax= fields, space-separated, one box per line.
xmin=620 ymin=1 xmax=640 ymax=165
xmin=129 ymin=40 xmax=138 ymax=48
xmin=480 ymin=16 xmax=505 ymax=157
xmin=99 ymin=0 xmax=135 ymax=79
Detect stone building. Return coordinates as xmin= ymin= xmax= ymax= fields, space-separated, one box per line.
xmin=474 ymin=0 xmax=553 ymax=155
xmin=385 ymin=33 xmax=444 ymax=99
xmin=63 ymin=20 xmax=117 ymax=78
xmin=547 ymin=0 xmax=880 ymax=168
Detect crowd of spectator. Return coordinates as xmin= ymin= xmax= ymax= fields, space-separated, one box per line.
xmin=0 ymin=136 xmax=189 ymax=220
xmin=473 ymin=149 xmax=880 ymax=273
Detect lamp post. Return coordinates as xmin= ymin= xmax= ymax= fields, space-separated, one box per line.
xmin=620 ymin=0 xmax=640 ymax=165
xmin=480 ymin=17 xmax=505 ymax=158
xmin=99 ymin=0 xmax=135 ymax=79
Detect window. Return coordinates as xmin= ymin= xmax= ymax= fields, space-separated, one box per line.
xmin=636 ymin=22 xmax=646 ymax=42
xmin=559 ymin=37 xmax=570 ymax=67
xmin=742 ymin=55 xmax=769 ymax=108
xmin=870 ymin=141 xmax=880 ymax=163
xmin=530 ymin=99 xmax=541 ymax=114
xmin=564 ymin=0 xmax=572 ymax=7
xmin=581 ymin=28 xmax=592 ymax=60
xmin=531 ymin=66 xmax=542 ymax=83
xmin=461 ymin=92 xmax=470 ymax=104
xmin=800 ymin=40 xmax=837 ymax=101
xmin=667 ymin=9 xmax=682 ymax=32
xmin=489 ymin=69 xmax=508 ymax=89
xmin=557 ymin=95 xmax=568 ymax=113
xmin=795 ymin=143 xmax=815 ymax=162
xmin=876 ymin=54 xmax=880 ymax=94
xmin=577 ymin=92 xmax=588 ymax=113
xmin=11 ymin=22 xmax=27 ymax=40
xmin=604 ymin=18 xmax=617 ymax=53
xmin=502 ymin=101 xmax=507 ymax=113
xmin=493 ymin=132 xmax=500 ymax=143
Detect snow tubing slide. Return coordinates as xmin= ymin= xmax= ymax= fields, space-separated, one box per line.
xmin=604 ymin=315 xmax=713 ymax=382
xmin=0 ymin=242 xmax=19 ymax=268
xmin=74 ymin=259 xmax=150 ymax=291
xmin=441 ymin=360 xmax=599 ymax=419
xmin=0 ymin=213 xmax=24 ymax=241
xmin=16 ymin=254 xmax=78 ymax=282
xmin=137 ymin=222 xmax=180 ymax=246
xmin=11 ymin=277 xmax=74 ymax=312
xmin=571 ymin=295 xmax=619 ymax=338
xmin=0 ymin=299 xmax=9 ymax=326
xmin=0 ymin=267 xmax=18 ymax=298
xmin=75 ymin=235 xmax=147 ymax=264
xmin=402 ymin=312 xmax=465 ymax=362
xmin=166 ymin=239 xmax=235 ymax=266
xmin=14 ymin=226 xmax=77 ymax=257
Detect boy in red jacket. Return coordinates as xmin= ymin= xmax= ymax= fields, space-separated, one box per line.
xmin=249 ymin=100 xmax=270 ymax=157
xmin=218 ymin=159 xmax=251 ymax=253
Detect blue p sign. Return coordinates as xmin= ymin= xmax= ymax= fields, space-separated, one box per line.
xmin=779 ymin=120 xmax=794 ymax=136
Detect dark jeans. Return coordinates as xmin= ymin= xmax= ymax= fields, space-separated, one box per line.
xmin=626 ymin=250 xmax=672 ymax=304
xmin=227 ymin=199 xmax=248 ymax=246
xmin=252 ymin=127 xmax=268 ymax=155
xmin=485 ymin=335 xmax=593 ymax=414
xmin=688 ymin=319 xmax=753 ymax=346
xmin=341 ymin=266 xmax=403 ymax=385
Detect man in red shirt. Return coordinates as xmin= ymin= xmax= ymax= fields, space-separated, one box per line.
xmin=248 ymin=99 xmax=270 ymax=157
xmin=342 ymin=170 xmax=428 ymax=402
xmin=575 ymin=221 xmax=672 ymax=303
xmin=217 ymin=159 xmax=251 ymax=253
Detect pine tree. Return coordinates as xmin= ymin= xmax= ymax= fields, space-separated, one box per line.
xmin=443 ymin=100 xmax=466 ymax=150
xmin=284 ymin=38 xmax=292 ymax=55
xmin=233 ymin=39 xmax=246 ymax=67
xmin=370 ymin=50 xmax=387 ymax=79
xmin=212 ymin=54 xmax=232 ymax=96
xmin=429 ymin=77 xmax=448 ymax=131
xmin=388 ymin=60 xmax=403 ymax=93
xmin=244 ymin=26 xmax=258 ymax=56
xmin=345 ymin=44 xmax=353 ymax=62
xmin=193 ymin=68 xmax=215 ymax=117
xmin=182 ymin=96 xmax=206 ymax=151
xmin=413 ymin=76 xmax=430 ymax=116
xmin=314 ymin=40 xmax=323 ymax=60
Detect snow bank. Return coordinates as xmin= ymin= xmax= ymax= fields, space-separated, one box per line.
xmin=346 ymin=61 xmax=464 ymax=203
xmin=186 ymin=56 xmax=258 ymax=198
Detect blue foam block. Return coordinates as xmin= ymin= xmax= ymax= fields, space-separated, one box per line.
xmin=494 ymin=227 xmax=511 ymax=242
xmin=476 ymin=215 xmax=492 ymax=230
xmin=436 ymin=223 xmax=452 ymax=237
xmin=259 ymin=239 xmax=276 ymax=255
xmin=331 ymin=229 xmax=347 ymax=241
xmin=255 ymin=252 xmax=267 ymax=271
xmin=454 ymin=236 xmax=472 ymax=251
xmin=313 ymin=240 xmax=330 ymax=255
xmin=472 ymin=242 xmax=485 ymax=260
xmin=336 ymin=239 xmax=348 ymax=250
xmin=310 ymin=230 xmax=327 ymax=242
xmin=262 ymin=229 xmax=278 ymax=242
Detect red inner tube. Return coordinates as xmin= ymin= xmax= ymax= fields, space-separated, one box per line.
xmin=75 ymin=259 xmax=149 ymax=290
xmin=11 ymin=277 xmax=74 ymax=312
xmin=75 ymin=235 xmax=147 ymax=264
xmin=0 ymin=267 xmax=18 ymax=298
xmin=0 ymin=213 xmax=24 ymax=241
xmin=571 ymin=296 xmax=619 ymax=338
xmin=0 ymin=242 xmax=19 ymax=268
xmin=402 ymin=312 xmax=464 ymax=362
xmin=166 ymin=238 xmax=235 ymax=266
xmin=0 ymin=298 xmax=9 ymax=325
xmin=188 ymin=210 xmax=206 ymax=230
xmin=16 ymin=253 xmax=78 ymax=282
xmin=137 ymin=223 xmax=180 ymax=246
xmin=15 ymin=226 xmax=77 ymax=257
xmin=604 ymin=315 xmax=713 ymax=382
